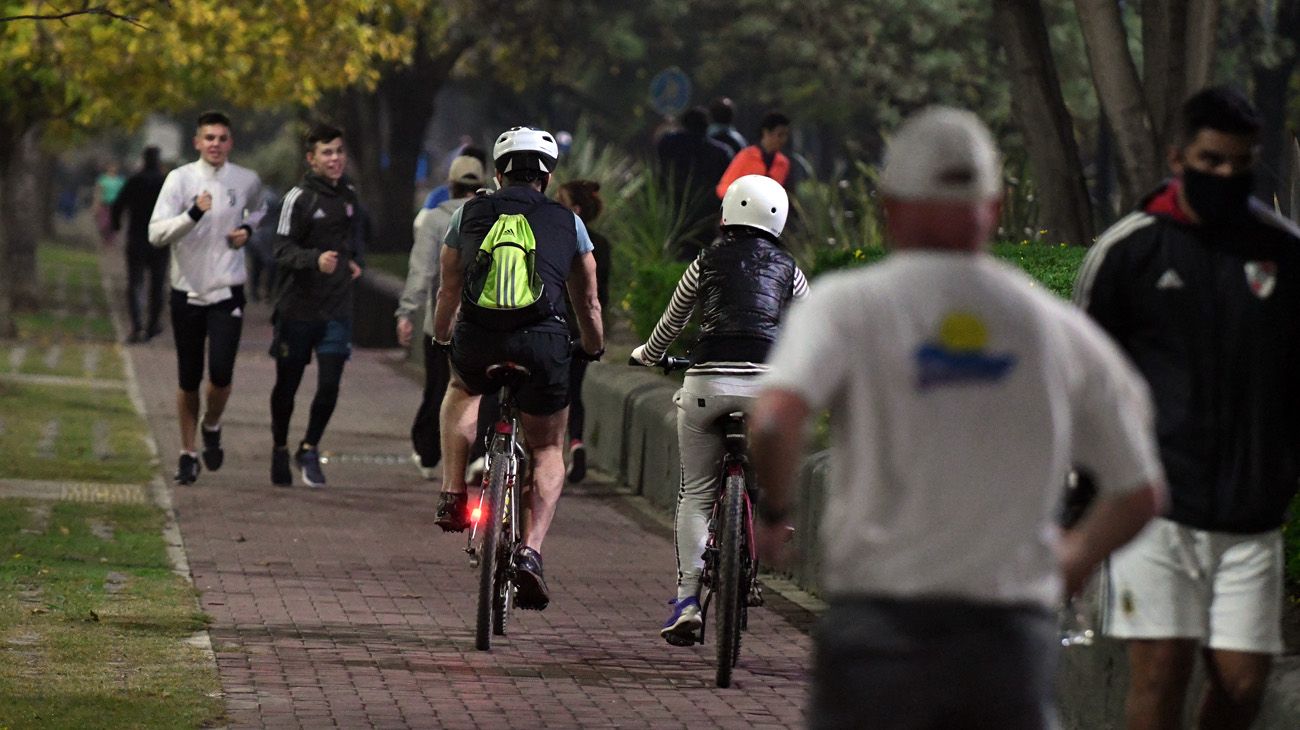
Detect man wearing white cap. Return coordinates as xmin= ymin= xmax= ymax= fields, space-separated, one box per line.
xmin=397 ymin=154 xmax=487 ymax=477
xmin=750 ymin=106 xmax=1166 ymax=728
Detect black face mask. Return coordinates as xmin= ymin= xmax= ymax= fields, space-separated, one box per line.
xmin=1181 ymin=167 xmax=1254 ymax=225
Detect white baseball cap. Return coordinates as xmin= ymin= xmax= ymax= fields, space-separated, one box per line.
xmin=879 ymin=106 xmax=1002 ymax=202
xmin=448 ymin=155 xmax=486 ymax=185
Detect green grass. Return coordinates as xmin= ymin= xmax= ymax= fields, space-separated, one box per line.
xmin=0 ymin=381 xmax=153 ymax=484
xmin=0 ymin=343 xmax=125 ymax=381
xmin=0 ymin=501 xmax=223 ymax=729
xmin=13 ymin=245 xmax=114 ymax=343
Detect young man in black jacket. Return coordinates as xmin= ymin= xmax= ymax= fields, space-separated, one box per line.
xmin=269 ymin=123 xmax=364 ymax=488
xmin=1076 ymin=87 xmax=1300 ymax=729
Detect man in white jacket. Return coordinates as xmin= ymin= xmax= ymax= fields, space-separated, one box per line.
xmin=149 ymin=111 xmax=266 ymax=485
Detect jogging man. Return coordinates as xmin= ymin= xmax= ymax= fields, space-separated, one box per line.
xmin=268 ymin=123 xmax=365 ymax=488
xmin=751 ymin=107 xmax=1166 ymax=728
xmin=149 ymin=111 xmax=266 ymax=485
xmin=432 ymin=126 xmax=604 ymax=611
xmin=1076 ymin=87 xmax=1300 ymax=729
xmin=397 ymin=154 xmax=486 ymax=478
xmin=630 ymin=174 xmax=810 ymax=645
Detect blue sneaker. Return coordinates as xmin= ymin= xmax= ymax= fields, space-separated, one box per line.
xmin=660 ymin=596 xmax=702 ymax=646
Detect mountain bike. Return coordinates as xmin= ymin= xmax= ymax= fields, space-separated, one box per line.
xmin=631 ymin=354 xmax=763 ymax=688
xmin=464 ymin=362 xmax=530 ymax=651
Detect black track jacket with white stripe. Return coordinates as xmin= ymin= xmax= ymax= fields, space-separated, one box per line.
xmin=274 ymin=173 xmax=364 ymax=322
xmin=1074 ymin=185 xmax=1300 ymax=533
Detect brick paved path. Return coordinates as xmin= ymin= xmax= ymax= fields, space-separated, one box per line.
xmin=117 ymin=267 xmax=811 ymax=728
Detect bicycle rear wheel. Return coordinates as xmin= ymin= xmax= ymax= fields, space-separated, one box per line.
xmin=715 ymin=472 xmax=746 ymax=688
xmin=492 ymin=478 xmax=517 ymax=636
xmin=475 ymin=441 xmax=509 ymax=651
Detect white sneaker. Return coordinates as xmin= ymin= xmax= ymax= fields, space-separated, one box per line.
xmin=411 ymin=451 xmax=437 ymax=480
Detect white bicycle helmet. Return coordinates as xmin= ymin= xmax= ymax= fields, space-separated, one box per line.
xmin=492 ymin=126 xmax=560 ymax=175
xmin=719 ymin=174 xmax=789 ymax=237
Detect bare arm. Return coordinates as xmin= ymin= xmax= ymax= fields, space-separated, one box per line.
xmin=566 ymin=251 xmax=604 ymax=355
xmin=750 ymin=388 xmax=813 ymax=568
xmin=1058 ymin=483 xmax=1164 ymax=596
xmin=432 ymin=244 xmax=464 ymax=343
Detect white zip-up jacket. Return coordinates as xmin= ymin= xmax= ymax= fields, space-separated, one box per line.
xmin=149 ymin=158 xmax=266 ymax=305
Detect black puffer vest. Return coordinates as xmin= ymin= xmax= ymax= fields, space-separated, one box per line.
xmin=692 ymin=232 xmax=798 ymax=365
xmin=457 ymin=185 xmax=577 ymax=334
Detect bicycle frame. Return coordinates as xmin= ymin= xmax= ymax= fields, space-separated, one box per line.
xmin=466 ymin=364 xmax=530 ymax=651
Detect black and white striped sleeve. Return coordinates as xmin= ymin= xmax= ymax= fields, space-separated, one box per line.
xmin=641 ymin=259 xmax=702 ymax=363
xmin=791 ymin=266 xmax=810 ymax=301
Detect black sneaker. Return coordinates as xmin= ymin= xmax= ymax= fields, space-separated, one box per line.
xmin=434 ymin=491 xmax=470 ymax=532
xmin=271 ymin=447 xmax=291 ymax=487
xmin=514 ymin=546 xmax=550 ymax=611
xmin=295 ymin=445 xmax=326 ymax=488
xmin=174 ymin=453 xmax=200 ymax=485
xmin=200 ymin=425 xmax=224 ymax=471
xmin=566 ymin=440 xmax=587 ymax=484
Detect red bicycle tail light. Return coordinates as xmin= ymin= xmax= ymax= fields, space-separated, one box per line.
xmin=471 ymin=501 xmax=483 ymax=524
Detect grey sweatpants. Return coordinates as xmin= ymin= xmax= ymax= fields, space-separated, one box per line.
xmin=811 ymin=597 xmax=1061 ymax=730
xmin=673 ymin=373 xmax=763 ymax=599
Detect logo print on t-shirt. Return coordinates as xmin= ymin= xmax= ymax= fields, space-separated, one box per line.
xmin=312 ymin=208 xmax=327 ymax=220
xmin=1155 ymin=269 xmax=1185 ymax=290
xmin=1244 ymin=261 xmax=1277 ymax=299
xmin=914 ymin=312 xmax=1017 ymax=390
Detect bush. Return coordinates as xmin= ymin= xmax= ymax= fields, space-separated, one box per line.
xmin=625 ymin=259 xmax=690 ymax=343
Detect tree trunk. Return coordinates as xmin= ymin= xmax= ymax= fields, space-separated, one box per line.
xmin=1250 ymin=0 xmax=1300 ymax=206
xmin=1142 ymin=0 xmax=1188 ymax=150
xmin=3 ymin=126 xmax=42 ymax=312
xmin=994 ymin=0 xmax=1094 ymax=246
xmin=337 ymin=34 xmax=470 ymax=255
xmin=1075 ymin=0 xmax=1163 ymax=205
xmin=1184 ymin=0 xmax=1220 ymax=93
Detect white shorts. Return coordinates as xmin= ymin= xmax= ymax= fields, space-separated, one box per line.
xmin=1102 ymin=517 xmax=1283 ymax=654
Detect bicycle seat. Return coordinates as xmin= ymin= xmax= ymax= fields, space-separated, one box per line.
xmin=485 ymin=362 xmax=531 ymax=388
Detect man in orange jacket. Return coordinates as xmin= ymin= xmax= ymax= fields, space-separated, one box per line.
xmin=715 ymin=111 xmax=791 ymax=199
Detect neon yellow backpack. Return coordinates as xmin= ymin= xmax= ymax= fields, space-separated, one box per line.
xmin=462 ymin=212 xmax=550 ymax=329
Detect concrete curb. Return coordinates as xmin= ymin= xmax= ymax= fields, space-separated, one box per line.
xmin=98 ymin=252 xmax=219 ymax=674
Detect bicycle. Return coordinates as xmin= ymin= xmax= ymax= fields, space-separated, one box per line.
xmin=463 ymin=362 xmax=531 ymax=652
xmin=631 ymin=354 xmax=764 ymax=688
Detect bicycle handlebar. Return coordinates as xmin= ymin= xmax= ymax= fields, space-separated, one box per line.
xmin=627 ymin=355 xmax=691 ymax=374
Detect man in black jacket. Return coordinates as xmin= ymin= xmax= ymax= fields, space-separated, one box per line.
xmin=111 ymin=146 xmax=168 ymax=343
xmin=1076 ymin=87 xmax=1300 ymax=729
xmin=269 ymin=123 xmax=364 ymax=488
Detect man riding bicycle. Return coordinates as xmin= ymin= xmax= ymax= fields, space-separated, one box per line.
xmin=432 ymin=126 xmax=604 ymax=611
xmin=631 ymin=174 xmax=810 ymax=644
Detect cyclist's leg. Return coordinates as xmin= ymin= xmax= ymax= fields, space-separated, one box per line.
xmin=674 ymin=379 xmax=761 ymax=600
xmin=439 ymin=376 xmax=481 ymax=494
xmin=519 ymin=409 xmax=567 ymax=551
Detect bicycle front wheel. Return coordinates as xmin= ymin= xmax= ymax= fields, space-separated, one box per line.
xmin=715 ymin=472 xmax=746 ymax=688
xmin=475 ymin=441 xmax=509 ymax=651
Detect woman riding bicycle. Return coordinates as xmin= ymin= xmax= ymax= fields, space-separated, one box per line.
xmin=631 ymin=174 xmax=810 ymax=645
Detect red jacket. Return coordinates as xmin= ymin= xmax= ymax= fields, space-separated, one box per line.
xmin=715 ymin=145 xmax=789 ymax=199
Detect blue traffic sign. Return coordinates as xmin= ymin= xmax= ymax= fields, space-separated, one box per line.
xmin=649 ymin=67 xmax=692 ymax=118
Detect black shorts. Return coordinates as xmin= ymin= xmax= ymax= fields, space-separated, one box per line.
xmin=270 ymin=318 xmax=353 ymax=365
xmin=170 ymin=286 xmax=245 ymax=392
xmin=449 ymin=321 xmax=570 ymax=415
